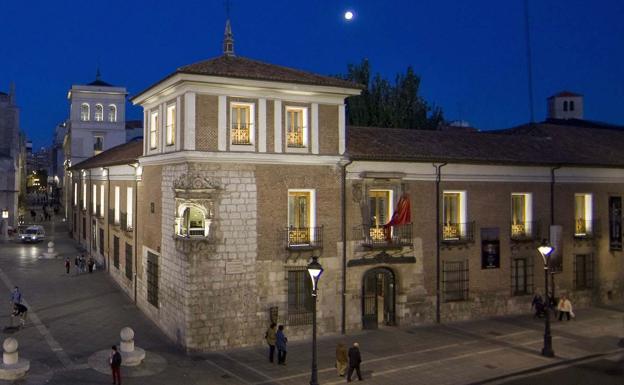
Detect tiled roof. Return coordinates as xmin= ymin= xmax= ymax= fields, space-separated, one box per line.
xmin=69 ymin=138 xmax=142 ymax=170
xmin=347 ymin=120 xmax=624 ymax=167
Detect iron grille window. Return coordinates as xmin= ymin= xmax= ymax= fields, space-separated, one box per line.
xmin=511 ymin=258 xmax=534 ymax=296
xmin=574 ymin=254 xmax=594 ymax=290
xmin=147 ymin=252 xmax=159 ymax=308
xmin=287 ymin=268 xmax=313 ymax=325
xmin=125 ymin=243 xmax=133 ymax=281
xmin=99 ymin=228 xmax=104 ymax=255
xmin=442 ymin=260 xmax=469 ymax=302
xmin=113 ymin=236 xmax=119 ymax=269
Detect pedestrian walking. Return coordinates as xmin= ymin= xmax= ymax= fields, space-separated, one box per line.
xmin=64 ymin=257 xmax=70 ymax=274
xmin=558 ymin=294 xmax=573 ymax=321
xmin=9 ymin=286 xmax=22 ymax=306
xmin=265 ymin=323 xmax=277 ymax=363
xmin=88 ymin=257 xmax=95 ymax=273
xmin=74 ymin=255 xmax=80 ymax=275
xmin=347 ymin=342 xmax=363 ymax=382
xmin=109 ymin=345 xmax=122 ymax=385
xmin=12 ymin=303 xmax=27 ymax=328
xmin=336 ymin=342 xmax=348 ymax=377
xmin=276 ymin=325 xmax=287 ymax=365
xmin=531 ymin=292 xmax=545 ymax=318
xmin=79 ymin=255 xmax=86 ymax=273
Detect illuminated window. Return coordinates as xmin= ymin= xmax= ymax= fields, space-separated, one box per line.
xmin=230 ymin=103 xmax=254 ymax=145
xmin=575 ymin=193 xmax=593 ymax=236
xmin=288 ymin=190 xmax=316 ymax=244
xmin=175 ymin=205 xmax=210 ymax=237
xmin=92 ymin=185 xmax=97 ymax=214
xmin=100 ymin=184 xmax=105 ymax=217
xmin=166 ymin=104 xmax=176 ymax=146
xmin=114 ymin=186 xmax=120 ymax=224
xmin=511 ymin=193 xmax=533 ymax=238
xmin=150 ymin=111 xmax=159 ymax=149
xmin=74 ymin=182 xmax=78 ymax=206
xmin=443 ymin=191 xmax=467 ymax=240
xmin=82 ymin=182 xmax=87 ymax=210
xmin=95 ymin=104 xmax=104 ymax=121
xmin=93 ymin=136 xmax=104 ymax=155
xmin=127 ymin=187 xmax=133 ymax=230
xmin=80 ymin=103 xmax=90 ymax=121
xmin=368 ymin=190 xmax=392 ymax=241
xmin=286 ymin=107 xmax=308 ymax=148
xmin=108 ymin=105 xmax=117 ymax=122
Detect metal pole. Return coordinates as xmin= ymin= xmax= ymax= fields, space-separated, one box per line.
xmin=310 ymin=289 xmax=318 ymax=385
xmin=434 ymin=162 xmax=447 ymax=324
xmin=542 ymin=265 xmax=554 ymax=357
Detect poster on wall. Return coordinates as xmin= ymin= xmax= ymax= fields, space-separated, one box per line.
xmin=609 ymin=196 xmax=622 ymax=251
xmin=549 ymin=225 xmax=563 ymax=272
xmin=481 ymin=227 xmax=500 ymax=269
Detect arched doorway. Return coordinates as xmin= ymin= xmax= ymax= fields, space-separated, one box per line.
xmin=362 ymin=267 xmax=396 ymax=329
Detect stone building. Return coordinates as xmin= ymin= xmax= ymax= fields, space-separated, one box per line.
xmin=67 ymin=23 xmax=624 ymax=352
xmin=0 ymin=84 xmax=21 ymax=227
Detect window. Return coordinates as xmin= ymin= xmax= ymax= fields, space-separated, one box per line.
xmin=166 ymin=104 xmax=176 ymax=146
xmin=126 ymin=187 xmax=133 ymax=230
xmin=442 ymin=260 xmax=469 ymax=302
xmin=92 ymin=185 xmax=97 ymax=214
xmin=74 ymin=182 xmax=78 ymax=206
xmin=150 ymin=111 xmax=159 ymax=149
xmin=175 ymin=205 xmax=210 ymax=237
xmin=125 ymin=243 xmax=133 ymax=281
xmin=82 ymin=182 xmax=87 ymax=210
xmin=80 ymin=103 xmax=90 ymax=121
xmin=563 ymin=101 xmax=568 ymax=111
xmin=288 ymin=190 xmax=316 ymax=244
xmin=287 ymin=268 xmax=313 ymax=325
xmin=368 ymin=190 xmax=392 ymax=241
xmin=95 ymin=104 xmax=104 ymax=122
xmin=511 ymin=258 xmax=534 ymax=296
xmin=570 ymin=100 xmax=575 ymax=111
xmin=511 ymin=193 xmax=533 ymax=239
xmin=286 ymin=107 xmax=308 ymax=148
xmin=93 ymin=136 xmax=104 ymax=155
xmin=574 ymin=254 xmax=594 ymax=290
xmin=575 ymin=193 xmax=593 ymax=236
xmin=443 ymin=191 xmax=467 ymax=240
xmin=100 ymin=185 xmax=105 ymax=217
xmin=147 ymin=251 xmax=159 ymax=307
xmin=82 ymin=217 xmax=86 ymax=239
xmin=113 ymin=236 xmax=119 ymax=269
xmin=230 ymin=103 xmax=254 ymax=145
xmin=99 ymin=228 xmax=104 ymax=255
xmin=92 ymin=219 xmax=97 ymax=249
xmin=108 ymin=104 xmax=117 ymax=122
xmin=114 ymin=186 xmax=120 ymax=225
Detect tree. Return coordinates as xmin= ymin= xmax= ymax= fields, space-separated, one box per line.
xmin=340 ymin=59 xmax=443 ymax=130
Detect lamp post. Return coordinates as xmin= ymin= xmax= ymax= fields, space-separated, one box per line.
xmin=307 ymin=256 xmax=323 ymax=385
xmin=537 ymin=240 xmax=555 ymax=357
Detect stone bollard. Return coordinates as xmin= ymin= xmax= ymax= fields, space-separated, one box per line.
xmin=42 ymin=241 xmax=58 ymax=259
xmin=119 ymin=327 xmax=145 ymax=366
xmin=0 ymin=338 xmax=29 ymax=380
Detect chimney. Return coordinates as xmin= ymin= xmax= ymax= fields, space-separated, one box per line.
xmin=547 ymin=91 xmax=583 ymax=120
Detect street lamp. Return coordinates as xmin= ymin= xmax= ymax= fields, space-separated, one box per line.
xmin=1 ymin=209 xmax=8 ymax=219
xmin=537 ymin=239 xmax=555 ymax=357
xmin=307 ymin=256 xmax=323 ymax=385
xmin=1 ymin=208 xmax=8 ymax=242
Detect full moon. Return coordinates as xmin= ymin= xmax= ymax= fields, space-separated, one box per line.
xmin=344 ymin=11 xmax=354 ymax=20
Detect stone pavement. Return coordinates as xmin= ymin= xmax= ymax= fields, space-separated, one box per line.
xmin=0 ymin=214 xmax=622 ymax=384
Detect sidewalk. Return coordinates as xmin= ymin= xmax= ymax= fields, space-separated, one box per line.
xmin=0 ymin=215 xmax=622 ymax=384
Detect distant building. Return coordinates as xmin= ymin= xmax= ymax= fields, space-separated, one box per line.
xmin=0 ymin=84 xmax=20 ymax=226
xmin=547 ymin=91 xmax=583 ymax=120
xmin=51 ymin=121 xmax=68 ymax=186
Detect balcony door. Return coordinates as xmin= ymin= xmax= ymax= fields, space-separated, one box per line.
xmin=362 ymin=267 xmax=396 ymax=329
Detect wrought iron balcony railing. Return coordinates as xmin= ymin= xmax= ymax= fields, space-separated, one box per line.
xmin=441 ymin=221 xmax=475 ymax=244
xmin=287 ymin=129 xmax=305 ymax=148
xmin=574 ymin=218 xmax=600 ymax=239
xmin=354 ymin=223 xmax=413 ymax=249
xmin=283 ymin=226 xmax=323 ymax=250
xmin=510 ymin=221 xmax=540 ymax=241
xmin=230 ymin=123 xmax=253 ymax=145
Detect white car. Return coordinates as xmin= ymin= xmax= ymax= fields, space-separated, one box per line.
xmin=19 ymin=225 xmax=45 ymax=243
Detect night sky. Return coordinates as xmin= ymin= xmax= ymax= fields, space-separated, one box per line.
xmin=1 ymin=0 xmax=623 ymax=149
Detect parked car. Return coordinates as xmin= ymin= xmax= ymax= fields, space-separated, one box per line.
xmin=19 ymin=225 xmax=45 ymax=243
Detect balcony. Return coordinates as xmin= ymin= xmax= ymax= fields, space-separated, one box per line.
xmin=574 ymin=218 xmax=600 ymax=239
xmin=230 ymin=123 xmax=252 ymax=145
xmin=120 ymin=212 xmax=133 ymax=232
xmin=283 ymin=226 xmax=323 ymax=250
xmin=441 ymin=221 xmax=475 ymax=244
xmin=510 ymin=221 xmax=540 ymax=241
xmin=355 ymin=223 xmax=413 ymax=249
xmin=287 ymin=129 xmax=305 ymax=148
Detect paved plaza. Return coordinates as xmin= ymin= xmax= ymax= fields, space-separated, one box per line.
xmin=0 ymin=214 xmax=622 ymax=384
